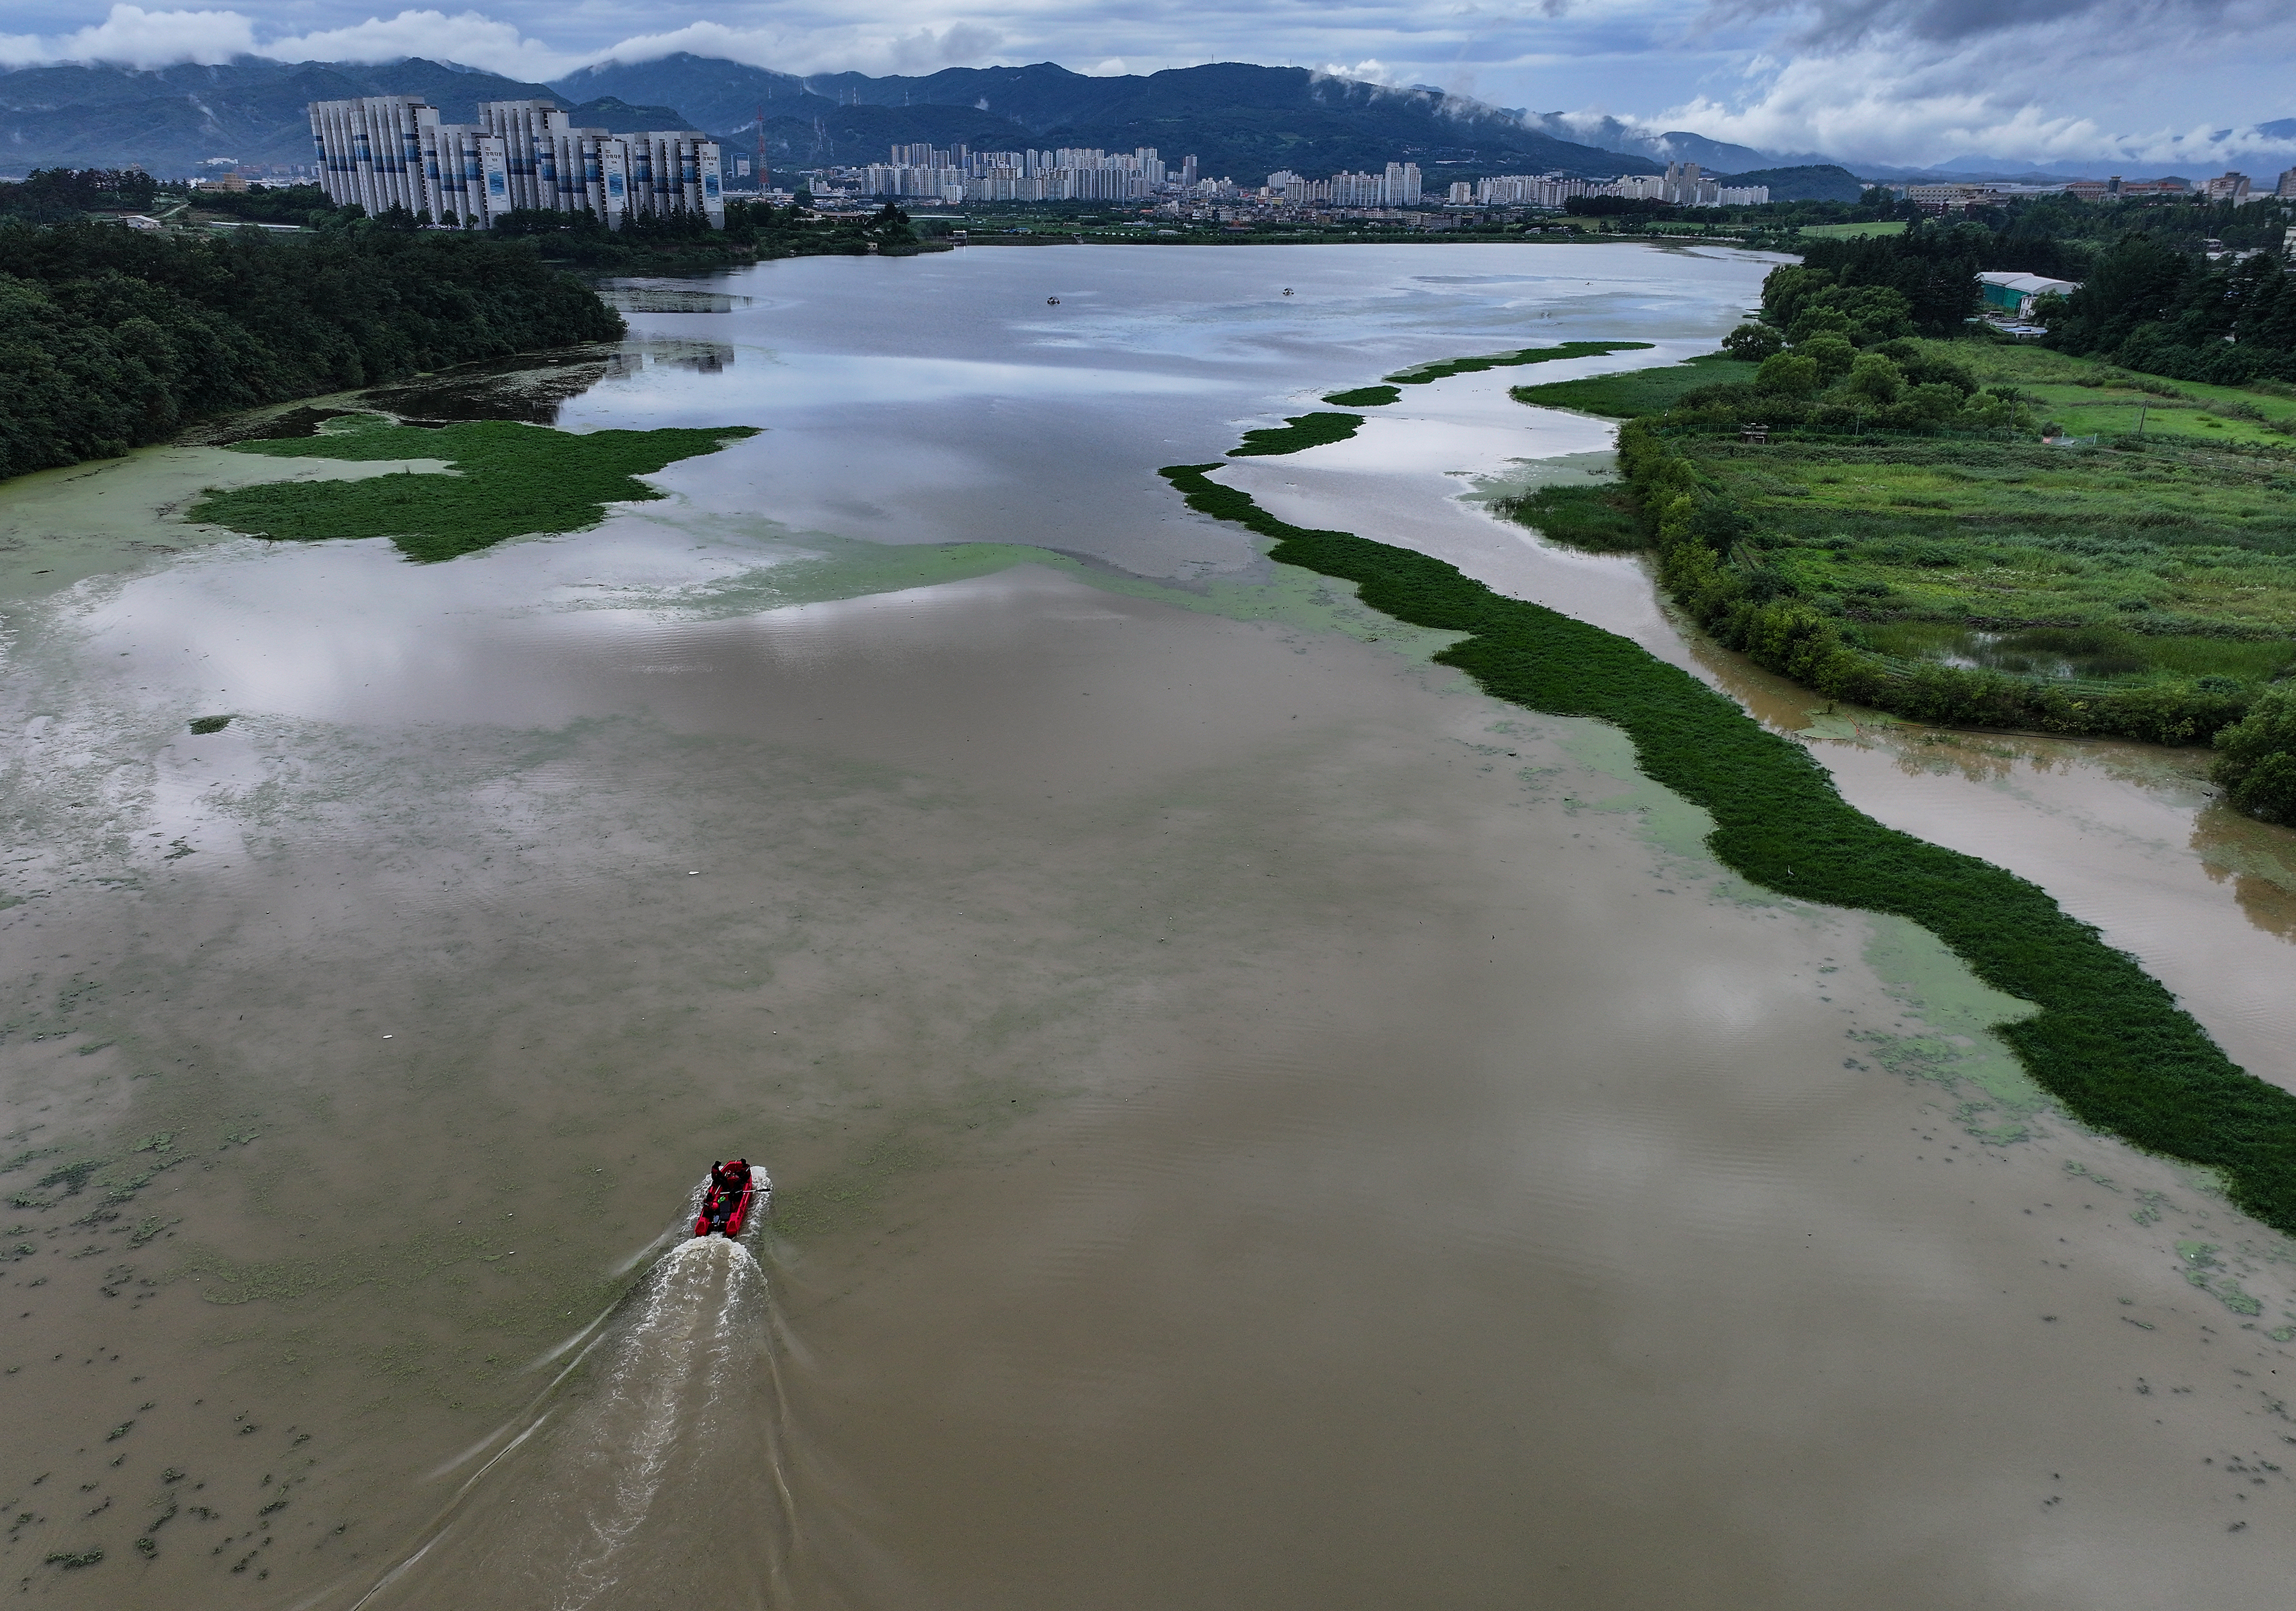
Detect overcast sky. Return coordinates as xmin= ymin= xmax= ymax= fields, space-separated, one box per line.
xmin=2 ymin=0 xmax=2291 ymax=169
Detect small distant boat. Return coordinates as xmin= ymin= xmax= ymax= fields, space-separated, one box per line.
xmin=694 ymin=1159 xmax=759 ymax=1238
xmin=1046 ymin=296 xmax=1060 ymax=304
xmin=1281 ymin=288 xmax=1294 ymax=296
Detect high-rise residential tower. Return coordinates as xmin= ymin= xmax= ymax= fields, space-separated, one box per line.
xmin=308 ymin=95 xmax=724 ymax=229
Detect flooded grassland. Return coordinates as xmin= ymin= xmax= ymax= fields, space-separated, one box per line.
xmin=2 ymin=245 xmax=2294 ymax=1610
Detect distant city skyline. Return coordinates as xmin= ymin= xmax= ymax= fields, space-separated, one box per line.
xmin=2 ymin=1 xmax=2291 ymax=172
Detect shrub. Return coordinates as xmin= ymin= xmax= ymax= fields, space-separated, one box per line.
xmin=2213 ymin=686 xmax=2296 ymax=823
xmin=1722 ymin=323 xmax=1786 ymax=362
xmin=1756 ymin=353 xmax=1822 ymax=396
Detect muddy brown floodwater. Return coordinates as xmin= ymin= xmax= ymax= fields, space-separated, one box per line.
xmin=4 ymin=246 xmax=2295 ymax=1611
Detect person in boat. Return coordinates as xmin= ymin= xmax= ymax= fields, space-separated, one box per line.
xmin=703 ymin=1161 xmax=748 ymax=1211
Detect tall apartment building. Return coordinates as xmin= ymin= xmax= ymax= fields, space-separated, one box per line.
xmin=308 ymin=95 xmax=724 ymax=228
xmin=1660 ymin=161 xmax=1719 ymax=206
xmin=2204 ymin=171 xmax=2252 ymax=204
xmin=2276 ymin=168 xmax=2296 ymax=201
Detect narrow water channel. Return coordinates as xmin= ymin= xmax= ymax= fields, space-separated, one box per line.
xmin=2 ymin=245 xmax=2291 ymax=1610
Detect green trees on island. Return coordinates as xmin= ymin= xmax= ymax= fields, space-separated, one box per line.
xmin=0 ymin=217 xmax=622 ymax=482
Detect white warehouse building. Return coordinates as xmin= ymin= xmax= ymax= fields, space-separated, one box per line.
xmin=308 ymin=96 xmax=724 ymax=229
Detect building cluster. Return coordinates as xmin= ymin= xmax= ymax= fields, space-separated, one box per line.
xmin=307 ymin=95 xmax=724 ymax=228
xmin=1899 ymin=168 xmax=2296 ymax=215
xmin=1445 ymin=164 xmax=1767 ymax=209
xmin=841 ymin=145 xmax=1199 ymax=203
xmin=1264 ymin=164 xmax=1424 ymax=207
xmin=1615 ymin=162 xmax=1770 ymax=207
xmin=821 ymin=144 xmax=1793 ymax=219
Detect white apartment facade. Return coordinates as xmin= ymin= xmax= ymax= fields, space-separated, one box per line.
xmin=309 ymin=95 xmax=724 ymax=229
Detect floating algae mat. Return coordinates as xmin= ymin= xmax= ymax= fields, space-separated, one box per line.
xmin=189 ymin=413 xmax=757 ymax=561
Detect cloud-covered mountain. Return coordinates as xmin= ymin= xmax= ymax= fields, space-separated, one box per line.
xmin=0 ymin=57 xmax=561 ymax=169
xmin=565 ymin=57 xmax=1675 ymax=183
xmin=0 ymin=54 xmax=1688 ymax=181
xmin=11 ymin=47 xmax=2264 ymax=189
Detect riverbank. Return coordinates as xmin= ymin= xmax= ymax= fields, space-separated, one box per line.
xmin=1166 ymin=342 xmax=2296 ymax=1234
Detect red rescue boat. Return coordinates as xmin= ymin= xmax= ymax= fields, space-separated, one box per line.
xmin=695 ymin=1159 xmax=758 ymax=1238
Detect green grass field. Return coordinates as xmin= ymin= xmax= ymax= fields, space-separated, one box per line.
xmin=1795 ymin=222 xmax=1908 ymax=238
xmin=1504 ymin=339 xmax=2296 ymax=695
xmin=1684 ymin=434 xmax=2296 ymax=687
xmin=192 ymin=413 xmax=757 ymax=561
xmin=1934 ymin=340 xmax=2296 ymax=449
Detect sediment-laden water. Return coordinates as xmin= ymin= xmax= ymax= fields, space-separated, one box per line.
xmin=2 ymin=245 xmax=2293 ymax=1610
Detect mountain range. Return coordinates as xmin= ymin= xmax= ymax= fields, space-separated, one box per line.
xmin=13 ymin=52 xmax=2268 ymax=197
xmin=0 ymin=55 xmax=1854 ymax=192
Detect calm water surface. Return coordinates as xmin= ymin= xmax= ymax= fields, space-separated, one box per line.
xmin=2 ymin=245 xmax=2294 ymax=1610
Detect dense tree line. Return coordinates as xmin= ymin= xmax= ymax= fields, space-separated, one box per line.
xmin=1743 ymin=187 xmax=2296 ymax=383
xmin=2043 ymin=237 xmax=2296 ymax=384
xmin=486 ymin=197 xmax=937 ymax=270
xmin=0 ymin=216 xmax=622 ymax=481
xmin=1779 ymin=223 xmax=1988 ymax=335
xmin=0 ymin=168 xmax=161 ymax=223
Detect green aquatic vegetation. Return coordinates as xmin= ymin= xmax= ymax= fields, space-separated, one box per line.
xmin=1495 ymin=483 xmax=1646 ymax=552
xmin=1511 ymin=353 xmax=1759 ymax=417
xmin=187 ymin=715 xmax=232 ymax=734
xmin=1159 ymin=450 xmax=2296 ymax=1236
xmin=1322 ymin=385 xmax=1401 ymax=407
xmin=1228 ymin=412 xmax=1364 ymax=458
xmin=1386 ymin=340 xmax=1654 ymax=386
xmin=189 ymin=414 xmax=758 ymax=563
xmin=34 ymin=1159 xmax=102 ymax=1196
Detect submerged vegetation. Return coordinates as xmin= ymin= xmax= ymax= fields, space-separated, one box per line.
xmin=1490 ymin=484 xmax=1643 ymax=552
xmin=1159 ymin=442 xmax=2296 ymax=1236
xmin=191 ymin=413 xmax=756 ymax=561
xmin=1230 ymin=412 xmax=1364 ymax=456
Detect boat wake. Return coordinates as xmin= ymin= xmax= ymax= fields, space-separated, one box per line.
xmin=346 ymin=1177 xmax=809 ymax=1611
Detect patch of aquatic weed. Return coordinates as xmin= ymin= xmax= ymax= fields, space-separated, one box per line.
xmin=1510 ymin=351 xmax=1759 ymax=418
xmin=1229 ymin=412 xmax=1364 ymax=457
xmin=1322 ymin=385 xmax=1401 ymax=408
xmin=186 ymin=413 xmax=758 ymax=562
xmin=1158 ymin=412 xmax=2296 ymax=1235
xmin=1384 ymin=340 xmax=1655 ymax=386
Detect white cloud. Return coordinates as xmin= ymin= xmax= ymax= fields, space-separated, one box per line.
xmin=261 ymin=9 xmax=583 ymax=76
xmin=1646 ymin=0 xmax=2296 ymax=167
xmin=0 ymin=3 xmax=255 ymax=69
xmin=566 ymin=17 xmax=1006 ymax=77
